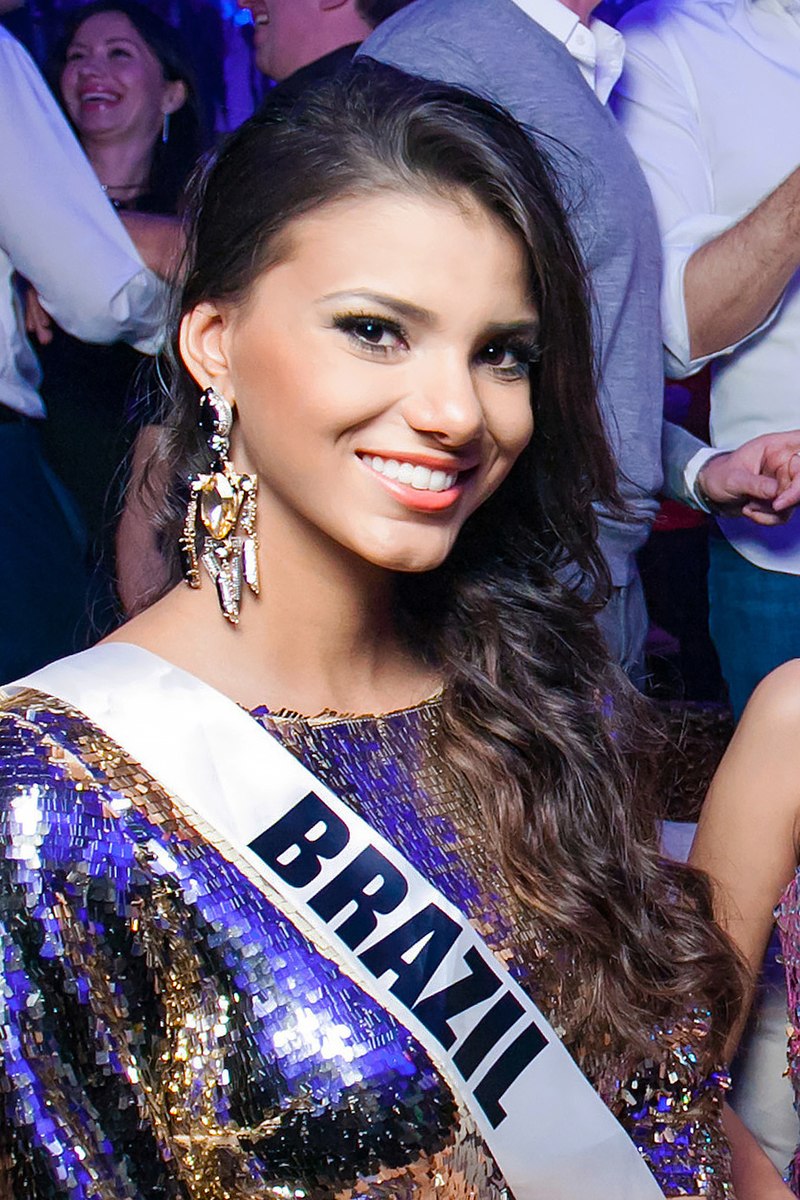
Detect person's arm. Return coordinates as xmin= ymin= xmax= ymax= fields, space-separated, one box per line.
xmin=684 ymin=167 xmax=800 ymax=361
xmin=690 ymin=666 xmax=800 ymax=1197
xmin=662 ymin=421 xmax=800 ymax=521
xmin=694 ymin=432 xmax=800 ymax=521
xmin=115 ymin=425 xmax=171 ymax=614
xmin=0 ymin=30 xmax=166 ymax=352
xmin=690 ymin=662 xmax=800 ymax=1047
xmin=119 ymin=211 xmax=185 ymax=281
xmin=724 ymin=1105 xmax=794 ymax=1200
xmin=614 ymin=21 xmax=779 ymax=378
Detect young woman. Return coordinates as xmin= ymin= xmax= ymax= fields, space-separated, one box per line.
xmin=0 ymin=64 xmax=742 ymax=1199
xmin=690 ymin=661 xmax=800 ymax=1195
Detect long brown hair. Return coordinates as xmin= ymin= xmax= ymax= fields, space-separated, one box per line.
xmin=144 ymin=62 xmax=745 ymax=1063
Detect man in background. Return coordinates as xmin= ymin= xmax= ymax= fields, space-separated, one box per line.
xmin=616 ymin=0 xmax=800 ymax=722
xmin=360 ymin=0 xmax=800 ymax=686
xmin=239 ymin=0 xmax=415 ymax=108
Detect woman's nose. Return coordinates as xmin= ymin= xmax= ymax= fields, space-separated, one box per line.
xmin=77 ymin=55 xmax=101 ymax=77
xmin=402 ymin=357 xmax=485 ymax=446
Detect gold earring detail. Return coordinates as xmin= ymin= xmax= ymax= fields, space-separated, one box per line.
xmin=180 ymin=386 xmax=259 ymax=624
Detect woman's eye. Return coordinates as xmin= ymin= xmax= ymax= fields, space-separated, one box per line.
xmin=109 ymin=47 xmax=133 ymax=58
xmin=334 ymin=316 xmax=406 ymax=354
xmin=477 ymin=341 xmax=534 ymax=378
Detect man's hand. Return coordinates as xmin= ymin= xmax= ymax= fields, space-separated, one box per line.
xmin=697 ymin=431 xmax=800 ymax=524
xmin=24 ymin=288 xmax=53 ymax=346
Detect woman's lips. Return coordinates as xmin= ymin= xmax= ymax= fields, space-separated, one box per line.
xmin=78 ymin=89 xmax=122 ymax=110
xmin=359 ymin=452 xmax=476 ymax=512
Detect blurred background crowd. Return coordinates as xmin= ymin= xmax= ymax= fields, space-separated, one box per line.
xmin=1 ymin=0 xmax=740 ymax=713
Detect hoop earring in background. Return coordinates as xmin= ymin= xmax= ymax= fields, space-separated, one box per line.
xmin=161 ymin=111 xmax=170 ymax=144
xmin=180 ymin=386 xmax=260 ymax=624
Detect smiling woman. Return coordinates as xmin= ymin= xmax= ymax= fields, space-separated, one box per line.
xmin=0 ymin=63 xmax=743 ymax=1199
xmin=52 ymin=0 xmax=202 ymax=211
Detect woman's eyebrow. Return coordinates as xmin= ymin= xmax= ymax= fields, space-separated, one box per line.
xmin=320 ymin=293 xmax=540 ymax=341
xmin=320 ymin=290 xmax=436 ymax=327
xmin=482 ymin=318 xmax=540 ymax=341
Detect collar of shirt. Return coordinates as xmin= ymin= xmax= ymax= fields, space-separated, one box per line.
xmin=509 ymin=0 xmax=624 ymax=102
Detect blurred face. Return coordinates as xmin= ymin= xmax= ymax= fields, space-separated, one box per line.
xmin=181 ymin=190 xmax=538 ymax=577
xmin=60 ymin=11 xmax=186 ymax=145
xmin=238 ymin=0 xmax=332 ymax=80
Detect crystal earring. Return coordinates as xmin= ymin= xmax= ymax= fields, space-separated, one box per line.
xmin=161 ymin=110 xmax=170 ymax=144
xmin=180 ymin=386 xmax=259 ymax=625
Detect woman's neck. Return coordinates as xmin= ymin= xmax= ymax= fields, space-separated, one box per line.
xmin=84 ymin=136 xmax=156 ymax=200
xmin=113 ymin=521 xmax=438 ymax=718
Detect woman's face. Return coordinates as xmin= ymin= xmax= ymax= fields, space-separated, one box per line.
xmin=60 ymin=11 xmax=185 ymax=146
xmin=181 ymin=190 xmax=538 ymax=576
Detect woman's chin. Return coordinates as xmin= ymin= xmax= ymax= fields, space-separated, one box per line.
xmin=361 ymin=541 xmax=455 ymax=575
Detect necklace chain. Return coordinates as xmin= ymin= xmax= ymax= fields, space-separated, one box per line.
xmin=100 ymin=181 xmax=147 ymax=193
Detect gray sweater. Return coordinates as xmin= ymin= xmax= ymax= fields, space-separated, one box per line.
xmin=361 ymin=0 xmax=667 ymax=587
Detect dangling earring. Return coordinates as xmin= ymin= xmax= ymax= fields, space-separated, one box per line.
xmin=161 ymin=111 xmax=171 ymax=144
xmin=180 ymin=386 xmax=259 ymax=625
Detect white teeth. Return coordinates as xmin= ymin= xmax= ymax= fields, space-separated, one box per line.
xmin=361 ymin=455 xmax=457 ymax=493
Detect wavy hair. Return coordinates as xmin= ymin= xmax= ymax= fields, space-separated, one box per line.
xmin=143 ymin=61 xmax=745 ymax=1063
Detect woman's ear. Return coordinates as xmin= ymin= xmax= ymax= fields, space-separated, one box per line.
xmin=163 ymin=79 xmax=188 ymax=115
xmin=179 ymin=303 xmax=233 ymax=394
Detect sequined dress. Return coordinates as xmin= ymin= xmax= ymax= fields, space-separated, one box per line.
xmin=0 ymin=691 xmax=732 ymax=1199
xmin=775 ymin=875 xmax=800 ymax=1192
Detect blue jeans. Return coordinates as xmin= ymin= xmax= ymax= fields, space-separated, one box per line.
xmin=0 ymin=421 xmax=89 ymax=680
xmin=708 ymin=533 xmax=800 ymax=720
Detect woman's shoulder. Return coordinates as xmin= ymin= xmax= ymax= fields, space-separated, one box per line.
xmin=0 ymin=686 xmax=92 ymax=732
xmin=0 ymin=690 xmax=103 ymax=790
xmin=694 ymin=660 xmax=800 ymax=906
xmin=0 ymin=687 xmax=157 ymax=808
xmin=737 ymin=660 xmax=800 ymax=739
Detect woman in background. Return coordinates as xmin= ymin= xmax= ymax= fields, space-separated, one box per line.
xmin=54 ymin=0 xmax=201 ymax=214
xmin=690 ymin=661 xmax=800 ymax=1195
xmin=27 ymin=0 xmax=202 ymax=630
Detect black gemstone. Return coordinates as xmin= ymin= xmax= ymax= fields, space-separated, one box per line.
xmin=199 ymin=393 xmax=218 ymax=436
xmin=179 ymin=544 xmax=195 ymax=579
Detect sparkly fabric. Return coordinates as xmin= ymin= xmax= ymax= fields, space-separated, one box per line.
xmin=0 ymin=691 xmax=732 ymax=1198
xmin=254 ymin=701 xmax=733 ymax=1199
xmin=775 ymin=875 xmax=800 ymax=1192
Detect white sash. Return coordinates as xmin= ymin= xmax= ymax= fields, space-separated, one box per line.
xmin=9 ymin=644 xmax=663 ymax=1200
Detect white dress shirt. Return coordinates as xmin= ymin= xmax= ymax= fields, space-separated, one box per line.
xmin=0 ymin=27 xmax=167 ymax=417
xmin=615 ymin=0 xmax=800 ymax=573
xmin=510 ymin=0 xmax=625 ymax=102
